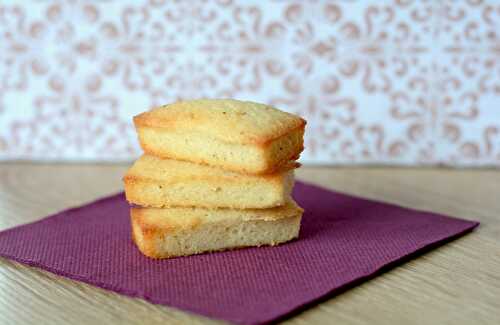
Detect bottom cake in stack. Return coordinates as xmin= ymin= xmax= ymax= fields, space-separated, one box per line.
xmin=131 ymin=201 xmax=303 ymax=259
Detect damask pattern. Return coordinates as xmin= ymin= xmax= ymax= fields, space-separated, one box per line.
xmin=0 ymin=0 xmax=499 ymax=165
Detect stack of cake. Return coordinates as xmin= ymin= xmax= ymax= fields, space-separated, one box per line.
xmin=123 ymin=99 xmax=306 ymax=259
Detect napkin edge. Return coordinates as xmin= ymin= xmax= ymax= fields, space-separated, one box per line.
xmin=264 ymin=220 xmax=479 ymax=325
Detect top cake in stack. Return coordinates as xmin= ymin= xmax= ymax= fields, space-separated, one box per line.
xmin=133 ymin=99 xmax=305 ymax=174
xmin=124 ymin=99 xmax=306 ymax=259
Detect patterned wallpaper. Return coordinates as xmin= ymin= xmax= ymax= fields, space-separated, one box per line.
xmin=0 ymin=0 xmax=499 ymax=165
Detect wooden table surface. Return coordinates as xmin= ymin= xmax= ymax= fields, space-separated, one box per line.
xmin=0 ymin=163 xmax=499 ymax=325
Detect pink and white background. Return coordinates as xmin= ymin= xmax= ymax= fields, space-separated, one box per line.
xmin=0 ymin=0 xmax=499 ymax=166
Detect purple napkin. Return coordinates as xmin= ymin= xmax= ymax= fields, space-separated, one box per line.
xmin=0 ymin=181 xmax=478 ymax=324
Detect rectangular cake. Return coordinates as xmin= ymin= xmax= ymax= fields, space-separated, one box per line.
xmin=134 ymin=99 xmax=306 ymax=174
xmin=131 ymin=200 xmax=303 ymax=259
xmin=124 ymin=155 xmax=295 ymax=209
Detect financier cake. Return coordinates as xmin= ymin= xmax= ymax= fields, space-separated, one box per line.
xmin=124 ymin=154 xmax=296 ymax=209
xmin=131 ymin=200 xmax=304 ymax=259
xmin=133 ymin=99 xmax=306 ymax=174
xmin=126 ymin=98 xmax=306 ymax=259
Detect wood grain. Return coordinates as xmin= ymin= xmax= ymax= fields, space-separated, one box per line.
xmin=0 ymin=163 xmax=499 ymax=325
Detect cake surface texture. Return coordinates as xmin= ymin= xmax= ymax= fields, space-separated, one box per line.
xmin=134 ymin=99 xmax=306 ymax=174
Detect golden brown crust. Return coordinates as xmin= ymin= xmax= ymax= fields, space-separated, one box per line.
xmin=262 ymin=125 xmax=305 ymax=173
xmin=131 ymin=209 xmax=158 ymax=258
xmin=258 ymin=122 xmax=306 ymax=147
xmin=132 ymin=207 xmax=170 ymax=235
xmin=133 ymin=99 xmax=306 ymax=145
